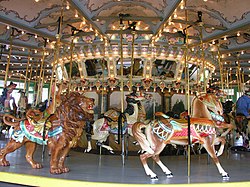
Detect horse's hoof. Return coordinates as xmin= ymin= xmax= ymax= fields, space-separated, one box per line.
xmin=96 ymin=142 xmax=102 ymax=146
xmin=84 ymin=148 xmax=92 ymax=153
xmin=150 ymin=176 xmax=158 ymax=180
xmin=109 ymin=150 xmax=114 ymax=154
xmin=222 ymin=174 xmax=230 ymax=180
xmin=166 ymin=173 xmax=173 ymax=178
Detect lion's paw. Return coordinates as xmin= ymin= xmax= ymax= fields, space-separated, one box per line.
xmin=0 ymin=160 xmax=10 ymax=166
xmin=50 ymin=168 xmax=63 ymax=174
xmin=61 ymin=167 xmax=70 ymax=173
xmin=32 ymin=163 xmax=43 ymax=169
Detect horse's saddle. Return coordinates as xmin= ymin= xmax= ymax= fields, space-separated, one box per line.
xmin=102 ymin=108 xmax=120 ymax=122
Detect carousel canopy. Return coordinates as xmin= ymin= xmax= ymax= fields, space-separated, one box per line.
xmin=0 ymin=0 xmax=249 ymax=91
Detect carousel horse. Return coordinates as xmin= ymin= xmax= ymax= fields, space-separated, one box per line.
xmin=132 ymin=93 xmax=231 ymax=180
xmin=17 ymin=90 xmax=28 ymax=118
xmin=0 ymin=82 xmax=17 ymax=129
xmin=87 ymin=92 xmax=147 ymax=153
xmin=0 ymin=88 xmax=95 ymax=174
xmin=191 ymin=93 xmax=234 ymax=156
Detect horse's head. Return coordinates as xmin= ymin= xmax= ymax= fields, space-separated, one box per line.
xmin=222 ymin=100 xmax=234 ymax=114
xmin=199 ymin=93 xmax=223 ymax=116
xmin=6 ymin=82 xmax=17 ymax=93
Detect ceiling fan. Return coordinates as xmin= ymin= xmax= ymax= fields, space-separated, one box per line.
xmin=119 ymin=13 xmax=137 ymax=32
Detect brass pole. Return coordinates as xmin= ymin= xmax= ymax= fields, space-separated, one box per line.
xmin=218 ymin=47 xmax=224 ymax=91
xmin=27 ymin=62 xmax=33 ymax=97
xmin=184 ymin=0 xmax=191 ymax=177
xmin=33 ymin=63 xmax=39 ymax=106
xmin=119 ymin=19 xmax=125 ymax=166
xmin=68 ymin=37 xmax=75 ymax=92
xmin=236 ymin=67 xmax=240 ymax=96
xmin=236 ymin=56 xmax=242 ymax=95
xmin=129 ymin=29 xmax=136 ymax=91
xmin=242 ymin=71 xmax=244 ymax=86
xmin=226 ymin=70 xmax=229 ymax=100
xmin=229 ymin=64 xmax=233 ymax=100
xmin=4 ymin=28 xmax=14 ymax=87
xmin=200 ymin=28 xmax=206 ymax=93
xmin=48 ymin=6 xmax=63 ymax=112
xmin=24 ymin=50 xmax=31 ymax=93
xmin=35 ymin=46 xmax=46 ymax=106
xmin=120 ymin=27 xmax=124 ymax=113
xmin=40 ymin=56 xmax=47 ymax=102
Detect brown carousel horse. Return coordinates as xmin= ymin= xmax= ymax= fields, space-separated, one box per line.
xmin=0 ymin=86 xmax=95 ymax=174
xmin=191 ymin=93 xmax=235 ymax=156
xmin=132 ymin=93 xmax=231 ymax=180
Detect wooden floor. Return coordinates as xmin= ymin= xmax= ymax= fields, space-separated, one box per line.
xmin=0 ymin=136 xmax=250 ymax=186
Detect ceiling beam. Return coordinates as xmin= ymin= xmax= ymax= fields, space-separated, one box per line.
xmin=92 ymin=16 xmax=163 ymax=22
xmin=62 ymin=31 xmax=95 ymax=39
xmin=68 ymin=0 xmax=107 ymax=37
xmin=153 ymin=0 xmax=182 ymax=36
xmin=171 ymin=19 xmax=227 ymax=30
xmin=193 ymin=20 xmax=250 ymax=45
xmin=35 ymin=18 xmax=82 ymax=29
xmin=0 ymin=38 xmax=53 ymax=52
xmin=91 ymin=1 xmax=162 ymax=18
xmin=220 ymin=43 xmax=250 ymax=54
xmin=1 ymin=50 xmax=45 ymax=58
xmin=221 ymin=55 xmax=250 ymax=62
xmin=106 ymin=30 xmax=153 ymax=35
xmin=162 ymin=31 xmax=200 ymax=40
xmin=0 ymin=14 xmax=70 ymax=45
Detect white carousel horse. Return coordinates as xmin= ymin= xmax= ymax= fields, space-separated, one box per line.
xmin=132 ymin=93 xmax=231 ymax=180
xmin=86 ymin=93 xmax=147 ymax=153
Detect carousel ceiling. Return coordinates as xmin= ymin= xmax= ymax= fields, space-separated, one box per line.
xmin=0 ymin=0 xmax=250 ymax=91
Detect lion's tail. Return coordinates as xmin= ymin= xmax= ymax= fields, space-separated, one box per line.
xmin=3 ymin=114 xmax=25 ymax=126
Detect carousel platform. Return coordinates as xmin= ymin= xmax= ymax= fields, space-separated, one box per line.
xmin=0 ymin=136 xmax=249 ymax=187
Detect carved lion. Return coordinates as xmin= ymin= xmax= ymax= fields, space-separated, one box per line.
xmin=0 ymin=92 xmax=94 ymax=174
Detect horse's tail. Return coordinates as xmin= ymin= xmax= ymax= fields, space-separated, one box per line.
xmin=132 ymin=122 xmax=154 ymax=154
xmin=3 ymin=114 xmax=25 ymax=126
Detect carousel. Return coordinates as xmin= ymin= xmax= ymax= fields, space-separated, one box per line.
xmin=0 ymin=0 xmax=250 ymax=186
